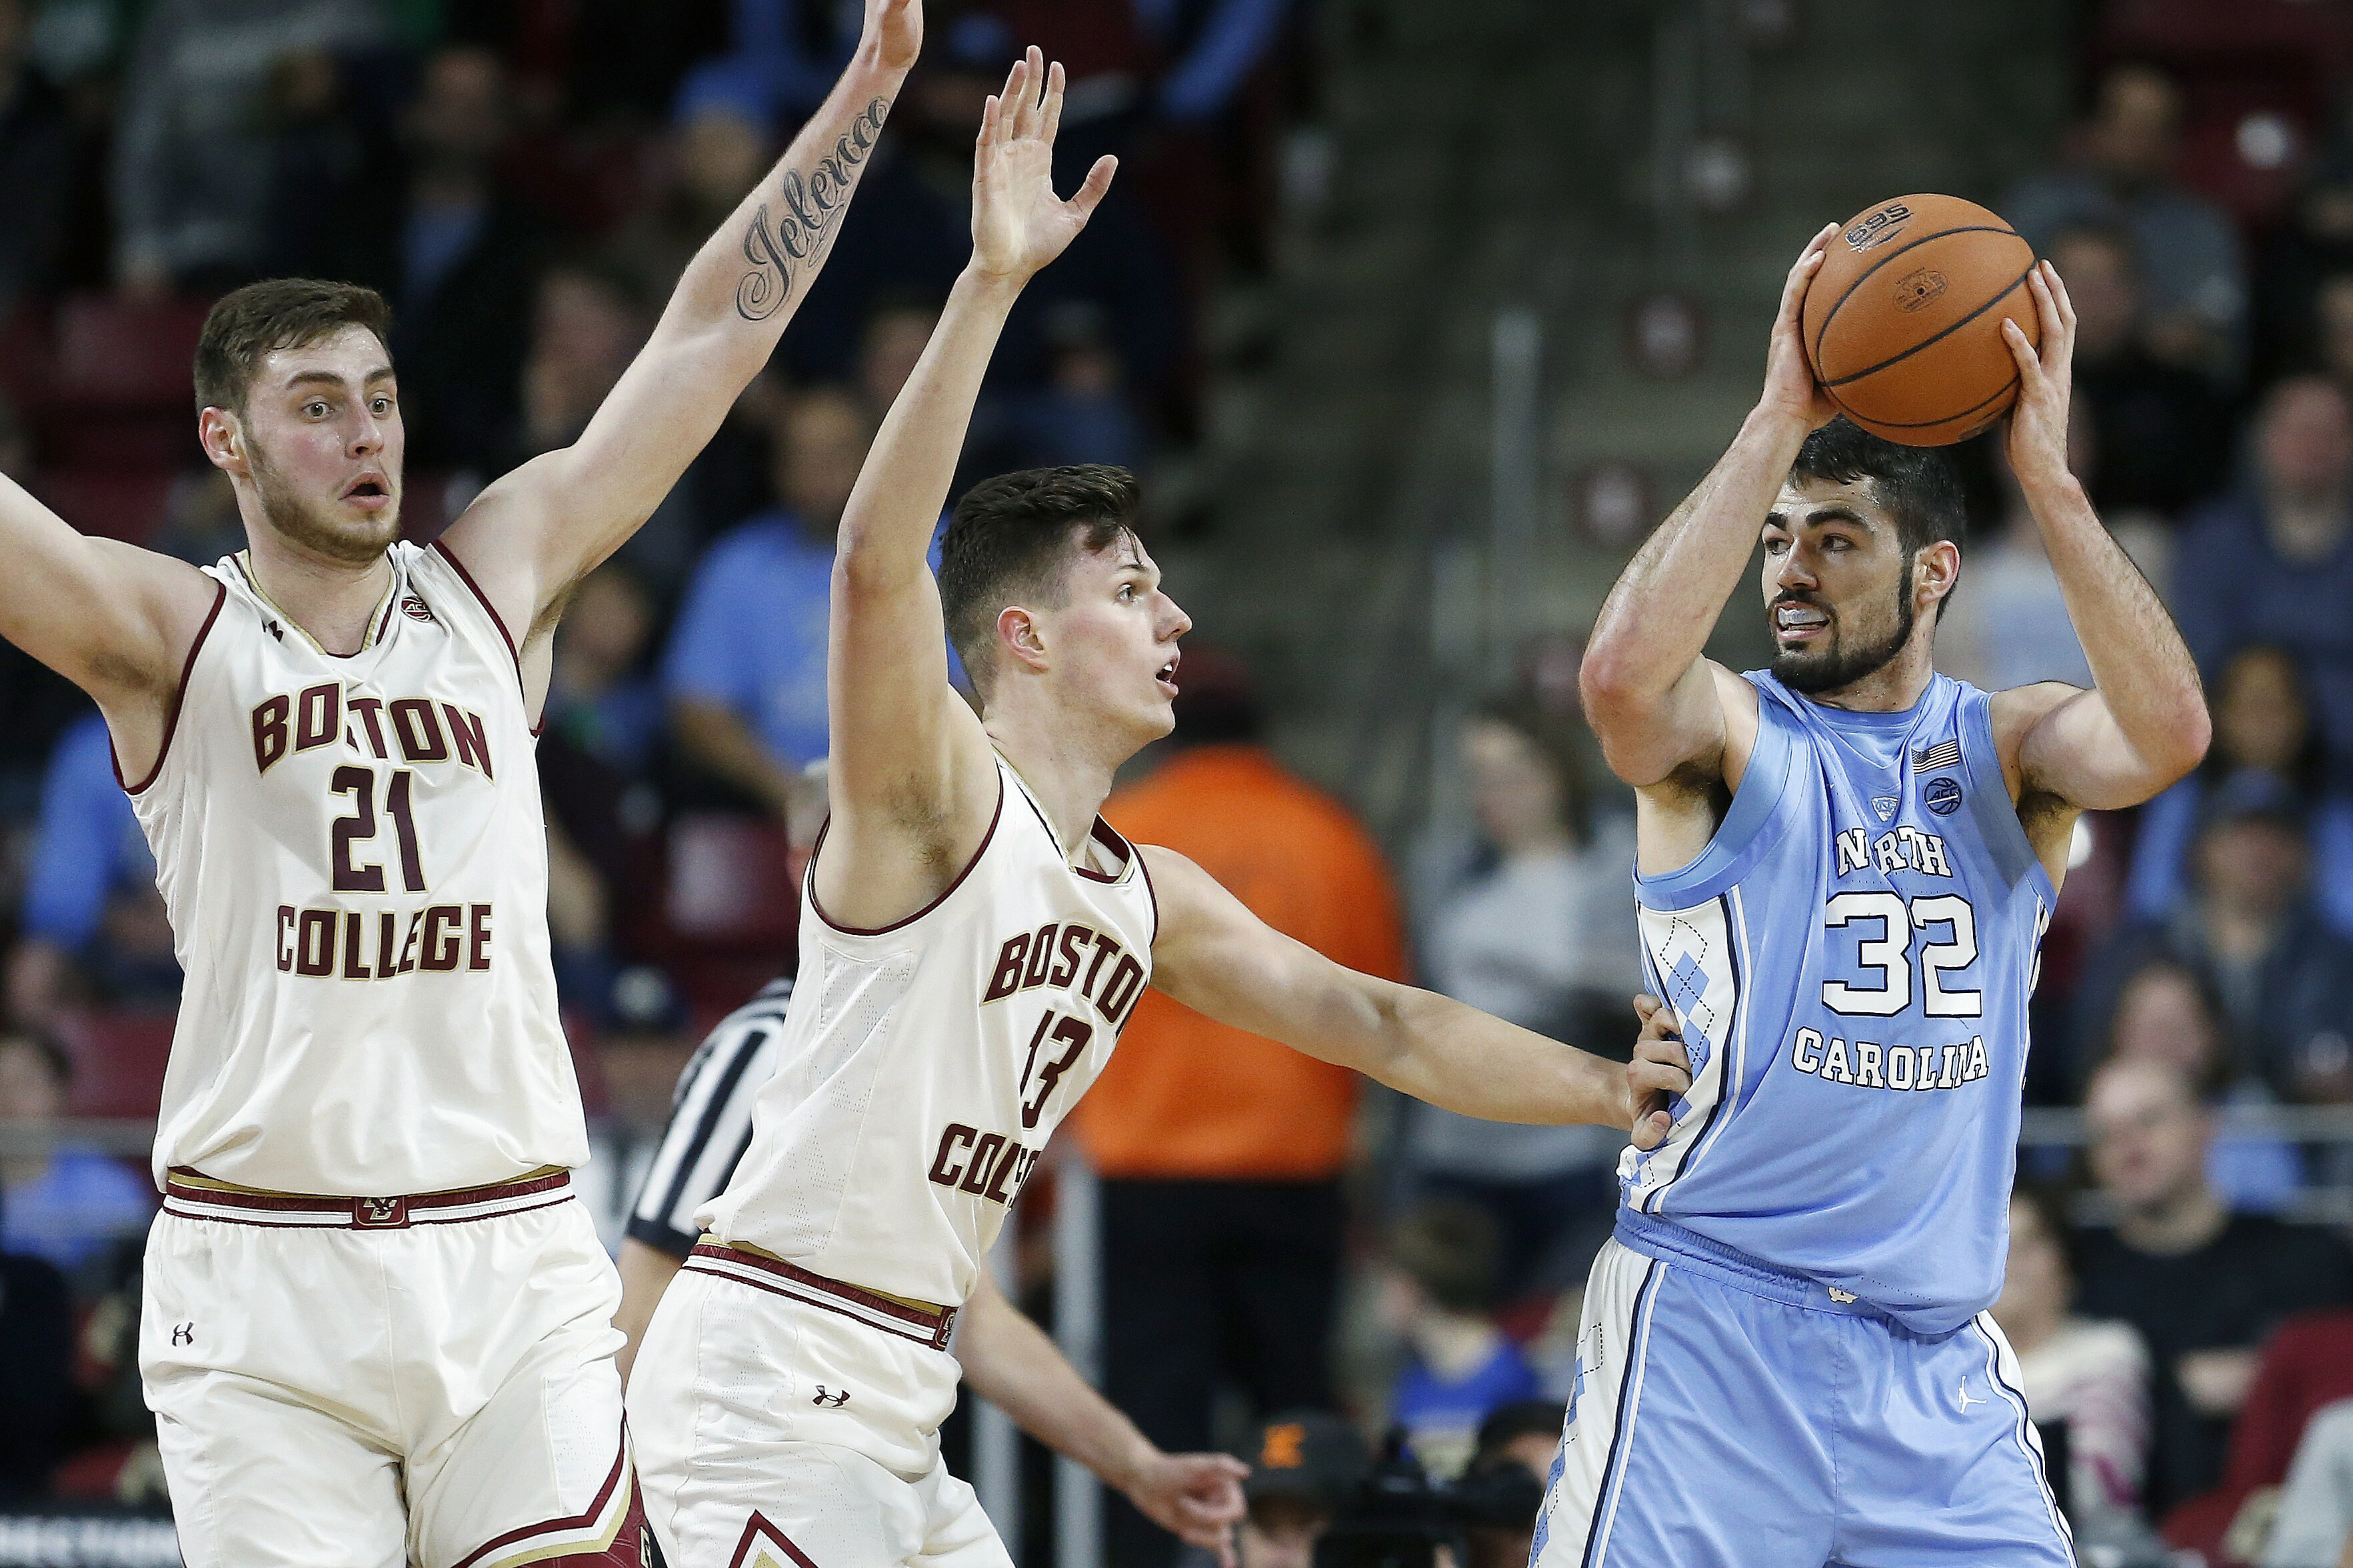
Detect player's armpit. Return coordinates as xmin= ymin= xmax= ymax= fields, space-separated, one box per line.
xmin=1995 ymin=680 xmax=2197 ymax=814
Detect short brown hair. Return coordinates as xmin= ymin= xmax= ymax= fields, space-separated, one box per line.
xmin=194 ymin=278 xmax=394 ymax=417
xmin=1387 ymin=1199 xmax=1504 ymax=1314
xmin=938 ymin=465 xmax=1141 ymax=694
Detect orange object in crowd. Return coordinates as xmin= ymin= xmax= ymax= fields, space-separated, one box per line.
xmin=1070 ymin=744 xmax=1408 ymax=1181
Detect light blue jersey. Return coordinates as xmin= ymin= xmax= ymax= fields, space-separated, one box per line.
xmin=1622 ymin=670 xmax=2054 ymax=1337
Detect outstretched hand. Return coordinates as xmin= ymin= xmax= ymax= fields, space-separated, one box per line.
xmin=860 ymin=0 xmax=922 ymax=73
xmin=971 ymin=47 xmax=1117 ymax=284
xmin=1757 ymin=223 xmax=1842 ymax=434
xmin=1121 ymin=1449 xmax=1248 ymax=1568
xmin=1628 ymin=994 xmax=1692 ymax=1151
xmin=2000 ymin=261 xmax=2077 ymax=496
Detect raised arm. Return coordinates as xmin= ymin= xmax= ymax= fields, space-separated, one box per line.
xmin=1990 ymin=264 xmax=2210 ymax=841
xmin=1579 ymin=226 xmax=1841 ymax=794
xmin=1144 ymin=846 xmax=1691 ymax=1136
xmin=815 ymin=50 xmax=1113 ymax=930
xmin=439 ymin=0 xmax=921 ymax=655
xmin=0 ymin=478 xmax=219 ymax=782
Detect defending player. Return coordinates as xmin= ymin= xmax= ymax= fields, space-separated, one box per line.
xmin=1542 ymin=236 xmax=2210 ymax=1565
xmin=615 ymin=975 xmax=1251 ymax=1562
xmin=626 ymin=51 xmax=1694 ymax=1567
xmin=0 ymin=4 xmax=921 ymax=1564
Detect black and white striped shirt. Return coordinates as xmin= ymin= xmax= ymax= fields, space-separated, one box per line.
xmin=626 ymin=977 xmax=795 ymax=1258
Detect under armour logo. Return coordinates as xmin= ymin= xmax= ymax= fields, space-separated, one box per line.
xmin=264 ymin=620 xmax=284 ymax=641
xmin=171 ymin=1322 xmax=195 ymax=1346
xmin=1956 ymin=1377 xmax=1984 ymax=1413
xmin=811 ymin=1385 xmax=851 ymax=1407
xmin=1828 ymin=1286 xmax=1858 ymax=1303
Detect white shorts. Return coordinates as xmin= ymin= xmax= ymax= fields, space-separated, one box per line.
xmin=629 ymin=1243 xmax=1010 ymax=1568
xmin=140 ymin=1177 xmax=648 ymax=1568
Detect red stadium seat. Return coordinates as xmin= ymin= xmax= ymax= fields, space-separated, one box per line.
xmin=34 ymin=469 xmax=176 ymax=546
xmin=52 ymin=295 xmax=213 ymax=411
xmin=50 ymin=1008 xmax=177 ymax=1121
xmin=665 ymin=814 xmax=797 ymax=950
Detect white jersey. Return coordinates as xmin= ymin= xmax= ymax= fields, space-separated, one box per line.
xmin=705 ymin=757 xmax=1157 ymax=1307
xmin=129 ymin=541 xmax=584 ymax=1195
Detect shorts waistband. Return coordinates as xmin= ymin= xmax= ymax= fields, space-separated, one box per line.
xmin=685 ymin=1239 xmax=959 ymax=1351
xmin=1613 ymin=1209 xmax=1892 ymax=1319
xmin=161 ymin=1166 xmax=573 ymax=1230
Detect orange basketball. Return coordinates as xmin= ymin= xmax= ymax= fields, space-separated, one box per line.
xmin=1800 ymin=194 xmax=2042 ymax=447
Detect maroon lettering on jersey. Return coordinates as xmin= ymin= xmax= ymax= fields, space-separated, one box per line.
xmin=276 ymin=906 xmax=296 ymax=971
xmin=1050 ymin=924 xmax=1092 ymax=988
xmin=983 ymin=934 xmax=1029 ymax=1004
xmin=929 ymin=1124 xmax=978 ymax=1185
xmin=252 ymin=694 xmax=291 ymax=775
xmin=983 ymin=1139 xmax=1024 ymax=1203
xmin=340 ymin=912 xmax=371 ymax=980
xmin=1098 ymin=955 xmax=1146 ymax=1027
xmin=469 ymin=904 xmax=493 ymax=970
xmin=295 ymin=910 xmax=337 ymax=977
xmin=442 ymin=703 xmax=494 ymax=779
xmin=294 ymin=683 xmax=341 ymax=754
xmin=1021 ymin=923 xmax=1058 ymax=988
xmin=1080 ymin=934 xmax=1121 ymax=998
xmin=420 ymin=905 xmax=465 ymax=971
xmin=347 ymin=696 xmax=389 ymax=759
xmin=389 ymin=698 xmax=449 ymax=763
xmin=959 ymin=1134 xmax=1006 ymax=1195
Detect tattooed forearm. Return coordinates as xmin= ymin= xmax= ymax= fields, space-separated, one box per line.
xmin=737 ymin=96 xmax=893 ymax=323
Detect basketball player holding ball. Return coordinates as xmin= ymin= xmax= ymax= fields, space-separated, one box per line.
xmin=1536 ymin=225 xmax=2209 ymax=1565
xmin=0 ymin=3 xmax=920 ymax=1564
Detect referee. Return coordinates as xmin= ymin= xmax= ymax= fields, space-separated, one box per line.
xmin=616 ymin=975 xmax=1249 ymax=1563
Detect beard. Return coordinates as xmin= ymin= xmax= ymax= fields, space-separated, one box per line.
xmin=249 ymin=439 xmax=399 ymax=567
xmin=1772 ymin=562 xmax=1916 ymax=695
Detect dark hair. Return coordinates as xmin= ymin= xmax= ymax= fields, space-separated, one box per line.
xmin=1472 ymin=1400 xmax=1567 ymax=1467
xmin=2204 ymin=642 xmax=2325 ymax=796
xmin=194 ymin=278 xmax=394 ymax=418
xmin=2008 ymin=1180 xmax=2081 ymax=1283
xmin=2097 ymin=956 xmax=2238 ymax=1098
xmin=1468 ymin=693 xmax=1593 ymax=844
xmin=939 ymin=466 xmax=1141 ymax=694
xmin=1789 ymin=418 xmax=1970 ymax=564
xmin=1387 ymin=1200 xmax=1504 ymax=1315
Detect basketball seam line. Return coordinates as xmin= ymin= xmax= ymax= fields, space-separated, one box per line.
xmin=1844 ymin=371 xmax=2020 ymax=432
xmin=1808 ymin=223 xmax=2026 ymax=366
xmin=1821 ymin=267 xmax=2036 ymax=391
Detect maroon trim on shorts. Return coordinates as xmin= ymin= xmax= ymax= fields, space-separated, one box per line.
xmin=162 ymin=1168 xmax=572 ymax=1229
xmin=115 ymin=580 xmax=226 ymax=796
xmin=450 ymin=1437 xmax=637 ymax=1568
xmin=803 ymin=770 xmax=1005 ymax=938
xmin=686 ymin=1240 xmax=959 ymax=1350
xmin=730 ymin=1513 xmax=821 ymax=1568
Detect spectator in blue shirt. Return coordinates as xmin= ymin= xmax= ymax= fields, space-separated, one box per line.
xmin=0 ymin=1033 xmax=153 ymax=1276
xmin=1378 ymin=1200 xmax=1542 ymax=1481
xmin=2171 ymin=377 xmax=2353 ymax=794
xmin=2127 ymin=644 xmax=2353 ymax=938
xmin=665 ymin=386 xmax=876 ymax=819
xmin=5 ymin=710 xmax=179 ymax=1028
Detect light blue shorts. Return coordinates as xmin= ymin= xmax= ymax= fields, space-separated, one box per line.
xmin=1532 ymin=1212 xmax=2076 ymax=1568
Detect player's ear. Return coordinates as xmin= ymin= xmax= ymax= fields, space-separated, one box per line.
xmin=997 ymin=604 xmax=1049 ymax=676
xmin=1917 ymin=540 xmax=1961 ymax=611
xmin=198 ymin=406 xmax=248 ymax=475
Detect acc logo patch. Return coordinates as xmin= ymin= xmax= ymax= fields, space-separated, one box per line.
xmin=1924 ymin=776 xmax=1964 ymax=816
xmin=1893 ymin=268 xmax=1946 ymax=313
xmin=401 ymin=595 xmax=434 ymax=622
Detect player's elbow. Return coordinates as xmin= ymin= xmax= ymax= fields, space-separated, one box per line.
xmin=2150 ymin=699 xmax=2212 ymax=788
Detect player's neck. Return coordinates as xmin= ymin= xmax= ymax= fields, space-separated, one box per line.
xmin=241 ymin=532 xmax=396 ymax=657
xmin=2115 ymin=1183 xmax=2228 ymax=1257
xmin=1801 ymin=636 xmax=1937 ymax=714
xmin=985 ymin=710 xmax=1120 ymax=863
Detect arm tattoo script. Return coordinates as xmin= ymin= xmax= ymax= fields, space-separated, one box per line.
xmin=736 ymin=96 xmax=893 ymax=323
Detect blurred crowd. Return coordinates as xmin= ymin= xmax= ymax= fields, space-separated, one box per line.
xmin=3 ymin=2 xmax=2353 ymax=1567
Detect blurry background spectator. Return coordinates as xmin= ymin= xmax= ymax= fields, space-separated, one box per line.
xmin=1991 ymin=1183 xmax=2156 ymax=1545
xmin=2261 ymin=1397 xmax=2353 ymax=1568
xmin=2077 ymin=774 xmax=2353 ymax=1110
xmin=0 ymin=0 xmax=79 ymax=315
xmin=2172 ymin=377 xmax=2353 ymax=794
xmin=2008 ymin=61 xmax=2246 ymax=379
xmin=0 ymin=1032 xmax=149 ymax=1275
xmin=1231 ymin=1410 xmax=1368 ymax=1568
xmin=1075 ymin=646 xmax=1407 ymax=1568
xmin=111 ymin=0 xmax=387 ymax=296
xmin=1376 ymin=1199 xmax=1540 ymax=1483
xmin=0 ymin=1232 xmax=71 ymax=1501
xmin=1404 ymin=698 xmax=1638 ymax=1299
xmin=664 ymin=386 xmax=875 ymax=818
xmin=6 ymin=711 xmax=179 ymax=1028
xmin=2075 ymin=1060 xmax=2353 ymax=1514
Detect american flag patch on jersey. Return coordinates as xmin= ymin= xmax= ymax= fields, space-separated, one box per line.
xmin=1913 ymin=738 xmax=1964 ymax=772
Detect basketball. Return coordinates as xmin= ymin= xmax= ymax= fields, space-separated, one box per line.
xmin=1800 ymin=193 xmax=2042 ymax=446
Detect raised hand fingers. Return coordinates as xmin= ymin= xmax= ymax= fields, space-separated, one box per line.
xmin=1010 ymin=45 xmax=1045 ymax=138
xmin=1067 ymin=153 xmax=1117 ymax=222
xmin=2000 ymin=316 xmax=2046 ymax=387
xmin=1041 ymin=59 xmax=1066 ymax=144
xmin=1777 ymin=223 xmax=1837 ymax=328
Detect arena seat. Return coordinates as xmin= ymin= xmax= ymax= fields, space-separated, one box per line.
xmin=2163 ymin=1308 xmax=2353 ymax=1564
xmin=51 ymin=295 xmax=213 ymax=412
xmin=664 ymin=814 xmax=797 ymax=951
xmin=34 ymin=470 xmax=176 ymax=546
xmin=50 ymin=1008 xmax=176 ymax=1121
